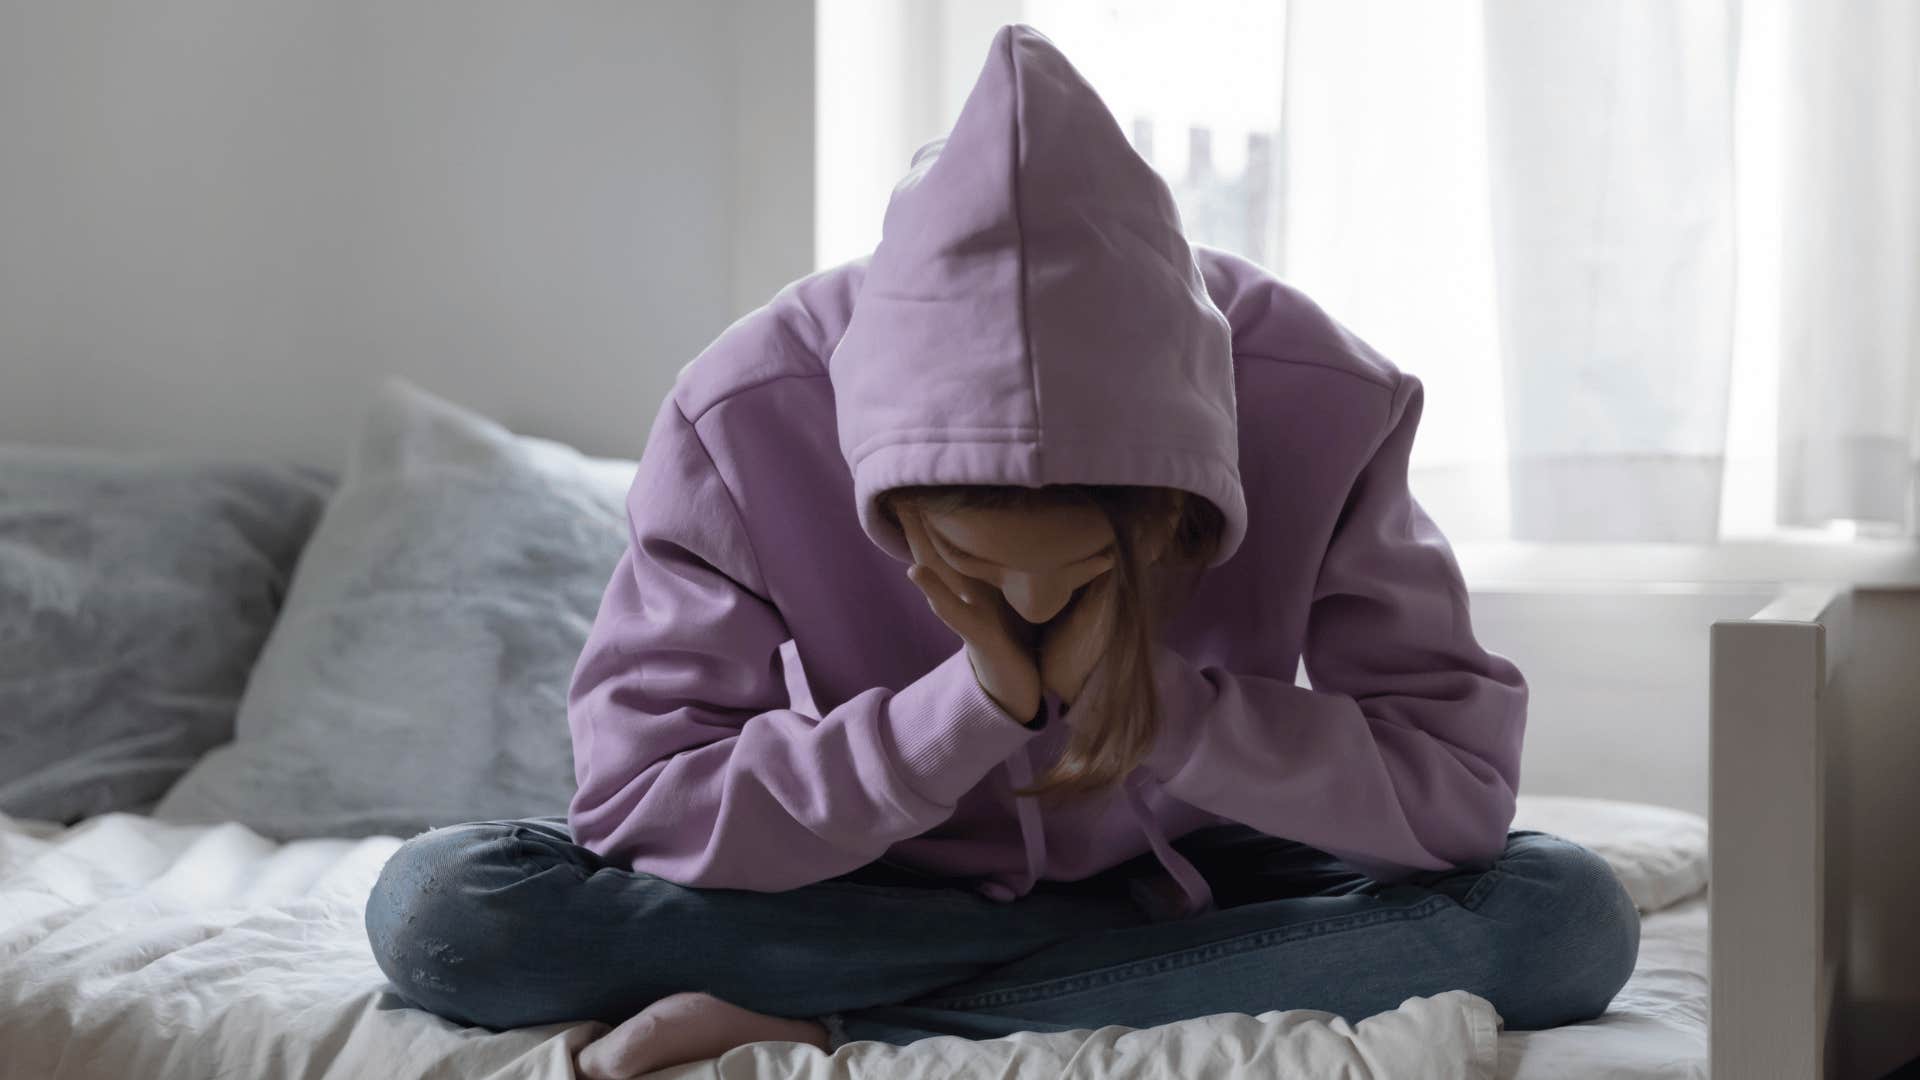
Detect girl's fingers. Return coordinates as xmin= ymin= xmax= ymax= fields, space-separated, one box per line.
xmin=1039 ymin=572 xmax=1118 ymax=708
xmin=899 ymin=509 xmax=978 ymax=605
xmin=900 ymin=509 xmax=1039 ymax=658
xmin=1064 ymin=570 xmax=1114 ymax=632
xmin=908 ymin=563 xmax=979 ymax=639
xmin=1046 ymin=572 xmax=1114 ymax=667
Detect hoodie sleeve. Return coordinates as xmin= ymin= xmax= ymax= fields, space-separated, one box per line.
xmin=565 ymin=395 xmax=1044 ymax=891
xmin=1139 ymin=371 xmax=1527 ymax=881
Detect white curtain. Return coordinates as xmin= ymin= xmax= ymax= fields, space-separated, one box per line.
xmin=1276 ymin=0 xmax=1740 ymax=542
xmin=1775 ymin=0 xmax=1920 ymax=535
xmin=1482 ymin=2 xmax=1739 ymax=543
xmin=820 ymin=0 xmax=1920 ymax=544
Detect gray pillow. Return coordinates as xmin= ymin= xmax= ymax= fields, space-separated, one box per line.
xmin=151 ymin=376 xmax=637 ymax=839
xmin=0 ymin=446 xmax=333 ymax=824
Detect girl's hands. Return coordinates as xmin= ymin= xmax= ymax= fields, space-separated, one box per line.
xmin=1039 ymin=568 xmax=1117 ymax=718
xmin=900 ymin=508 xmax=1044 ymax=725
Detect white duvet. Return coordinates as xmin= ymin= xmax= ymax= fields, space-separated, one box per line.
xmin=0 ymin=796 xmax=1706 ymax=1080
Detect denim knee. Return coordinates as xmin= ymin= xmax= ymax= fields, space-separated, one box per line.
xmin=363 ymin=821 xmax=524 ymax=1025
xmin=1481 ymin=832 xmax=1641 ymax=1029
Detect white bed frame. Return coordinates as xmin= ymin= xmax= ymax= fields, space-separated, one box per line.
xmin=1711 ymin=584 xmax=1920 ymax=1080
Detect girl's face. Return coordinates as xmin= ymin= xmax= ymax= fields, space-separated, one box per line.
xmin=917 ymin=504 xmax=1134 ymax=625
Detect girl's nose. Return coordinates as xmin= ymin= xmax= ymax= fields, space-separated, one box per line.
xmin=1003 ymin=574 xmax=1070 ymax=625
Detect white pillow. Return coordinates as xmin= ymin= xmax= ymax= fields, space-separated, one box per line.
xmin=1512 ymin=794 xmax=1708 ymax=912
xmin=151 ymin=376 xmax=637 ymax=839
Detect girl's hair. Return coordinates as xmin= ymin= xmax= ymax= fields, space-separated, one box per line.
xmin=876 ymin=483 xmax=1226 ymax=800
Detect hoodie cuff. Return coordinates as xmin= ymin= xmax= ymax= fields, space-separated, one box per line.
xmin=1142 ymin=644 xmax=1214 ymax=782
xmin=886 ymin=646 xmax=1043 ymax=806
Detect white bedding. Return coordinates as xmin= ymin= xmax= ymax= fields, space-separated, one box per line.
xmin=0 ymin=796 xmax=1706 ymax=1080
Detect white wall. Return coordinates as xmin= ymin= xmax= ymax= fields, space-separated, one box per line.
xmin=0 ymin=1 xmax=1758 ymax=818
xmin=1470 ymin=584 xmax=1779 ymax=816
xmin=0 ymin=0 xmax=815 ymax=472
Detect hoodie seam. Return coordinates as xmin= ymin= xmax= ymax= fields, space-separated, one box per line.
xmin=675 ymin=400 xmax=777 ymax=602
xmin=678 ymin=350 xmax=1390 ymax=428
xmin=848 ymin=427 xmax=1228 ymax=461
xmin=678 ymin=371 xmax=825 ymax=426
xmin=1006 ymin=27 xmax=1042 ymax=466
xmin=1233 ymin=350 xmax=1398 ymax=392
xmin=1304 ymin=369 xmax=1410 ymax=606
xmin=1370 ymin=370 xmax=1415 ymax=462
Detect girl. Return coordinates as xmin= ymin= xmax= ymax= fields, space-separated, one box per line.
xmin=365 ymin=23 xmax=1638 ymax=1079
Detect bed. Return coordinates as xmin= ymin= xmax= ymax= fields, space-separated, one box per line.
xmin=0 ymin=794 xmax=1708 ymax=1080
xmin=7 ymin=380 xmax=1909 ymax=1078
xmin=1708 ymin=583 xmax=1920 ymax=1080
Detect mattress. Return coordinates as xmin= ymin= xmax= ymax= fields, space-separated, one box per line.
xmin=0 ymin=796 xmax=1706 ymax=1079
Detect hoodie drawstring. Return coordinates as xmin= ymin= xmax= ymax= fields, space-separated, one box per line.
xmin=998 ymin=694 xmax=1213 ymax=921
xmin=1124 ymin=772 xmax=1215 ymax=920
xmin=1005 ymin=753 xmax=1048 ymax=893
xmin=1004 ymin=693 xmax=1056 ymax=893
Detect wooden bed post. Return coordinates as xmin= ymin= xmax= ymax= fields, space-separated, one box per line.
xmin=1710 ymin=584 xmax=1847 ymax=1080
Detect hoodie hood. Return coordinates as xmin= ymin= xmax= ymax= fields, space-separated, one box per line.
xmin=830 ymin=23 xmax=1247 ymax=570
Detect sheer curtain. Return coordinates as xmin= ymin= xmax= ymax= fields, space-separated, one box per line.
xmin=816 ymin=0 xmax=1920 ymax=546
xmin=1775 ymin=0 xmax=1920 ymax=535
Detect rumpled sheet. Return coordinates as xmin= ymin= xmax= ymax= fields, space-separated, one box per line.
xmin=0 ymin=798 xmax=1705 ymax=1080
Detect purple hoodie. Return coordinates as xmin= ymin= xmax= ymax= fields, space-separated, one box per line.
xmin=565 ymin=23 xmax=1527 ymax=921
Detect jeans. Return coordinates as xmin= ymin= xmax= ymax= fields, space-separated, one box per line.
xmin=362 ymin=817 xmax=1640 ymax=1048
